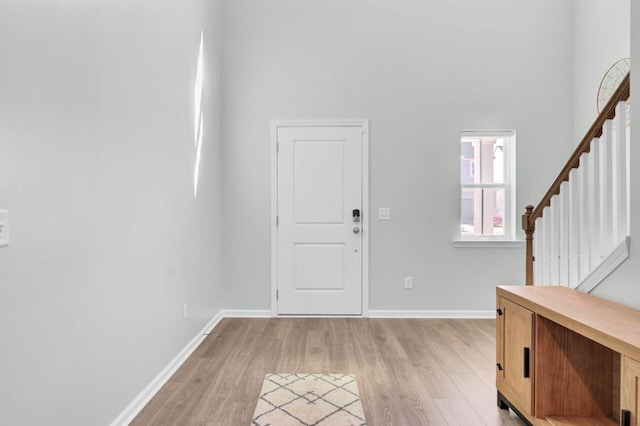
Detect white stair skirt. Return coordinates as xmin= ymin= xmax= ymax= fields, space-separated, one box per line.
xmin=575 ymin=236 xmax=630 ymax=293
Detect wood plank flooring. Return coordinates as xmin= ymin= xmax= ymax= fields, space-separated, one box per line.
xmin=131 ymin=318 xmax=525 ymax=425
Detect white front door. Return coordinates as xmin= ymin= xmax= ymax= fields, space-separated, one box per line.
xmin=275 ymin=122 xmax=366 ymax=315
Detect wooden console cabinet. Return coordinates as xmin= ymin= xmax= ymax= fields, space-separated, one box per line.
xmin=496 ymin=286 xmax=640 ymax=426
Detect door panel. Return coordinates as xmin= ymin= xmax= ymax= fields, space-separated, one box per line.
xmin=277 ymin=125 xmax=363 ymax=315
xmin=498 ymin=297 xmax=534 ymax=414
xmin=294 ymin=141 xmax=345 ymax=223
xmin=294 ymin=244 xmax=345 ymax=290
xmin=622 ymin=356 xmax=640 ymax=426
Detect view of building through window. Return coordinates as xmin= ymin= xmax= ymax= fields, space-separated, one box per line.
xmin=460 ymin=131 xmax=514 ymax=237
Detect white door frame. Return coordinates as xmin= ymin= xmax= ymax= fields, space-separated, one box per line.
xmin=271 ymin=119 xmax=369 ymax=317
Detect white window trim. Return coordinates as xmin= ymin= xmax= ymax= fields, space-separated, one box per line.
xmin=452 ymin=239 xmax=525 ymax=248
xmin=457 ymin=129 xmax=520 ymax=245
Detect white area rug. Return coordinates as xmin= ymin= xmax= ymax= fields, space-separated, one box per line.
xmin=251 ymin=373 xmax=367 ymax=426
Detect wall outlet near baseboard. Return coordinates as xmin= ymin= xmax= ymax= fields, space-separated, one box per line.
xmin=183 ymin=302 xmax=188 ymax=319
xmin=404 ymin=277 xmax=413 ymax=289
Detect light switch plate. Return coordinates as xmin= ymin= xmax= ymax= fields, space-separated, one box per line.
xmin=378 ymin=208 xmax=391 ymax=220
xmin=0 ymin=210 xmax=9 ymax=247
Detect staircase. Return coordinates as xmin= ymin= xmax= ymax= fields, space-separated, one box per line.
xmin=522 ymin=73 xmax=630 ymax=291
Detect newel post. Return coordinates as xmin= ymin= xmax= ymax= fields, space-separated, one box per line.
xmin=522 ymin=205 xmax=535 ymax=286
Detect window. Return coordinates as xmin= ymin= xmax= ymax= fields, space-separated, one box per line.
xmin=459 ymin=130 xmax=516 ymax=242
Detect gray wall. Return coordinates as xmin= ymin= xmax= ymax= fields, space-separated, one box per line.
xmin=3 ymin=1 xmax=634 ymax=424
xmin=573 ymin=0 xmax=630 ymax=143
xmin=0 ymin=0 xmax=224 ymax=424
xmin=221 ymin=0 xmax=575 ymax=311
xmin=591 ymin=0 xmax=640 ymax=307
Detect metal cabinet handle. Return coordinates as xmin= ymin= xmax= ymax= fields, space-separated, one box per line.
xmin=523 ymin=347 xmax=530 ymax=378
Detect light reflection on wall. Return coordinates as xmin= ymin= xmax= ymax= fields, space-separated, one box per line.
xmin=194 ymin=31 xmax=204 ymax=198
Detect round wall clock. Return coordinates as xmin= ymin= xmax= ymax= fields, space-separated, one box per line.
xmin=597 ymin=57 xmax=630 ymax=127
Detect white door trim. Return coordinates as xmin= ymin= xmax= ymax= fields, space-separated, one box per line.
xmin=271 ymin=119 xmax=369 ymax=317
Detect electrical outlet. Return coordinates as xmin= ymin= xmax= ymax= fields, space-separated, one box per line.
xmin=183 ymin=302 xmax=188 ymax=319
xmin=0 ymin=210 xmax=9 ymax=247
xmin=404 ymin=276 xmax=413 ymax=289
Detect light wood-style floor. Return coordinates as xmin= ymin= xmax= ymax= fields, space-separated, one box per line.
xmin=132 ymin=318 xmax=526 ymax=425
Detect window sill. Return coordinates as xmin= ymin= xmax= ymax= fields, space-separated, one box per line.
xmin=453 ymin=239 xmax=525 ymax=248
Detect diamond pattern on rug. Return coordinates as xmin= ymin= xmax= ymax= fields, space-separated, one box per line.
xmin=252 ymin=373 xmax=367 ymax=426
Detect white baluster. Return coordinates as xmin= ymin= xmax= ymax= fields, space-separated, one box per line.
xmin=568 ymin=171 xmax=580 ymax=288
xmin=534 ymin=217 xmax=543 ymax=285
xmin=542 ymin=209 xmax=551 ymax=286
xmin=600 ymin=120 xmax=613 ymax=253
xmin=588 ymin=137 xmax=602 ymax=267
xmin=579 ymin=152 xmax=591 ymax=280
xmin=614 ymin=101 xmax=629 ymax=241
xmin=549 ymin=197 xmax=560 ymax=284
xmin=559 ymin=181 xmax=569 ymax=286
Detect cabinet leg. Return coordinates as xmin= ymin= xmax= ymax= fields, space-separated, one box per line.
xmin=496 ymin=391 xmax=533 ymax=426
xmin=497 ymin=391 xmax=508 ymax=410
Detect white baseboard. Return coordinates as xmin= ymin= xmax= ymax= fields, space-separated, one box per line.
xmin=110 ymin=310 xmax=224 ymax=426
xmin=576 ymin=236 xmax=630 ymax=294
xmin=368 ymin=310 xmax=495 ymax=319
xmin=222 ymin=309 xmax=272 ymax=318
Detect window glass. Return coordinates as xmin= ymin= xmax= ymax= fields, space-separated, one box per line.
xmin=459 ymin=131 xmax=514 ymax=239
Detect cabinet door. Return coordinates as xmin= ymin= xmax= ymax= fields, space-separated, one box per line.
xmin=497 ymin=297 xmax=534 ymax=414
xmin=622 ymin=356 xmax=640 ymax=425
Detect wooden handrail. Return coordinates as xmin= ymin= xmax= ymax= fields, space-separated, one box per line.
xmin=523 ymin=72 xmax=630 ymax=285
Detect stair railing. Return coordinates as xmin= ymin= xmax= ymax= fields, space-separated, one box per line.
xmin=523 ymin=73 xmax=630 ymax=287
